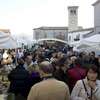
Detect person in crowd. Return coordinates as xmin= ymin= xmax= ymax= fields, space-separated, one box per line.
xmin=50 ymin=52 xmax=58 ymax=63
xmin=2 ymin=50 xmax=13 ymax=65
xmin=67 ymin=47 xmax=74 ymax=57
xmin=78 ymin=52 xmax=89 ymax=67
xmin=24 ymin=54 xmax=39 ymax=73
xmin=35 ymin=53 xmax=48 ymax=64
xmin=1 ymin=50 xmax=14 ymax=73
xmin=57 ymin=52 xmax=64 ymax=60
xmin=89 ymin=51 xmax=99 ymax=67
xmin=71 ymin=64 xmax=100 ymax=100
xmin=68 ymin=56 xmax=77 ymax=68
xmin=98 ymin=55 xmax=100 ymax=65
xmin=18 ymin=48 xmax=24 ymax=59
xmin=10 ymin=49 xmax=16 ymax=65
xmin=31 ymin=51 xmax=37 ymax=62
xmin=53 ymin=57 xmax=69 ymax=84
xmin=24 ymin=54 xmax=41 ymax=91
xmin=67 ymin=57 xmax=87 ymax=92
xmin=62 ymin=46 xmax=68 ymax=53
xmin=27 ymin=61 xmax=70 ymax=100
xmin=3 ymin=50 xmax=8 ymax=60
xmin=98 ymin=55 xmax=100 ymax=67
xmin=0 ymin=50 xmax=3 ymax=61
xmin=97 ymin=55 xmax=100 ymax=79
xmin=8 ymin=58 xmax=30 ymax=100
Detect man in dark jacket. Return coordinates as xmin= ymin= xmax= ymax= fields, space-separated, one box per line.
xmin=8 ymin=58 xmax=30 ymax=99
xmin=53 ymin=57 xmax=69 ymax=84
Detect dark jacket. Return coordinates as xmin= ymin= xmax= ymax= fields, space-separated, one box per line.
xmin=8 ymin=64 xmax=30 ymax=97
xmin=53 ymin=68 xmax=69 ymax=84
xmin=29 ymin=71 xmax=41 ymax=89
xmin=89 ymin=57 xmax=99 ymax=67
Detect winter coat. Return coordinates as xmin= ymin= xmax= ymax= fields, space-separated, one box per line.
xmin=67 ymin=64 xmax=87 ymax=91
xmin=27 ymin=78 xmax=70 ymax=100
xmin=54 ymin=68 xmax=69 ymax=84
xmin=8 ymin=64 xmax=30 ymax=97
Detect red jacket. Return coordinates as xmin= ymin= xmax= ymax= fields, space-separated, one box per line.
xmin=67 ymin=64 xmax=87 ymax=91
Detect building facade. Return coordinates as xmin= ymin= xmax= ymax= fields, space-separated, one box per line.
xmin=33 ymin=4 xmax=97 ymax=43
xmin=33 ymin=27 xmax=68 ymax=41
xmin=33 ymin=6 xmax=81 ymax=42
xmin=68 ymin=28 xmax=94 ymax=43
xmin=93 ymin=0 xmax=100 ymax=34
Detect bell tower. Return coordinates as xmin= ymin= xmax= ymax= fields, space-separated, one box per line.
xmin=68 ymin=6 xmax=78 ymax=31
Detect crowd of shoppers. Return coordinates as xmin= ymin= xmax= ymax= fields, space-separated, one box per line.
xmin=0 ymin=43 xmax=100 ymax=100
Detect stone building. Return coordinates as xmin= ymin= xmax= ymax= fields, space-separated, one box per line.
xmin=33 ymin=27 xmax=68 ymax=41
xmin=93 ymin=0 xmax=100 ymax=34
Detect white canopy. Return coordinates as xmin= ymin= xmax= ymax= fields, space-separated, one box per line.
xmin=0 ymin=32 xmax=17 ymax=49
xmin=73 ymin=34 xmax=100 ymax=55
xmin=83 ymin=34 xmax=100 ymax=45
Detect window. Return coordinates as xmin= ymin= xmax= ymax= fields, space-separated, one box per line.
xmin=69 ymin=36 xmax=71 ymax=41
xmin=70 ymin=10 xmax=76 ymax=15
xmin=74 ymin=34 xmax=80 ymax=41
xmin=73 ymin=10 xmax=76 ymax=15
xmin=70 ymin=10 xmax=73 ymax=14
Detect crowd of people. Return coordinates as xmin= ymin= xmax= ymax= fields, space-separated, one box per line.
xmin=0 ymin=43 xmax=100 ymax=100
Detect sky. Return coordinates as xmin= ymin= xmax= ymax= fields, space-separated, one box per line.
xmin=0 ymin=0 xmax=97 ymax=39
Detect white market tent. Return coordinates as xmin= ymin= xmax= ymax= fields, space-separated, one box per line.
xmin=0 ymin=32 xmax=17 ymax=49
xmin=73 ymin=34 xmax=100 ymax=55
xmin=73 ymin=43 xmax=92 ymax=52
xmin=84 ymin=34 xmax=100 ymax=43
xmin=82 ymin=34 xmax=100 ymax=51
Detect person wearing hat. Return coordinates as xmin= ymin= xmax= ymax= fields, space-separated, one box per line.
xmin=27 ymin=61 xmax=70 ymax=100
